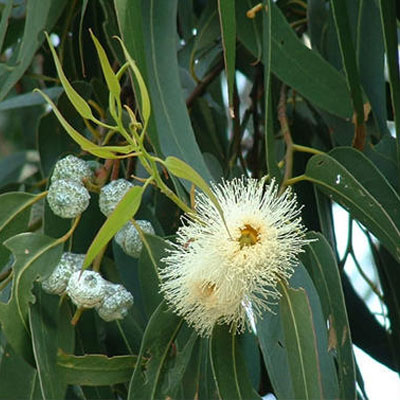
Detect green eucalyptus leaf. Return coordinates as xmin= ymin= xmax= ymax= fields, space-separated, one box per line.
xmin=138 ymin=234 xmax=171 ymax=318
xmin=257 ymin=264 xmax=339 ymax=399
xmin=57 ymin=352 xmax=139 ymax=386
xmin=0 ymin=192 xmax=40 ymax=267
xmin=164 ymin=156 xmax=226 ymax=222
xmin=217 ymin=0 xmax=236 ymax=109
xmin=0 ymin=0 xmax=67 ymax=102
xmin=279 ymin=282 xmax=325 ymax=399
xmin=300 ymin=232 xmax=356 ymax=400
xmin=330 ymin=0 xmax=365 ymax=125
xmin=34 ymin=89 xmax=117 ymax=159
xmin=83 ymin=185 xmax=144 ymax=268
xmin=0 ymin=344 xmax=42 ymax=400
xmin=0 ymin=233 xmax=63 ymax=364
xmin=90 ymin=30 xmax=121 ymax=101
xmin=379 ymin=0 xmax=400 ymax=166
xmin=210 ymin=325 xmax=261 ymax=400
xmin=237 ymin=1 xmax=352 ymax=118
xmin=304 ymin=147 xmax=400 ymax=262
xmin=115 ymin=36 xmax=151 ymax=132
xmin=128 ymin=301 xmax=183 ymax=400
xmin=44 ymin=32 xmax=96 ymax=121
xmin=29 ymin=287 xmax=74 ymax=400
xmin=0 ymin=87 xmax=63 ymax=111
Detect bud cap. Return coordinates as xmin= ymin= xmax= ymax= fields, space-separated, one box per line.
xmin=67 ymin=270 xmax=107 ymax=308
xmin=115 ymin=220 xmax=155 ymax=258
xmin=47 ymin=179 xmax=90 ymax=218
xmin=96 ymin=283 xmax=133 ymax=321
xmin=99 ymin=179 xmax=134 ymax=217
xmin=51 ymin=155 xmax=93 ymax=183
xmin=42 ymin=252 xmax=85 ymax=295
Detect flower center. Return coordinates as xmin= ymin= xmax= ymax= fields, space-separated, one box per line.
xmin=238 ymin=224 xmax=259 ymax=248
xmin=200 ymin=282 xmax=216 ymax=297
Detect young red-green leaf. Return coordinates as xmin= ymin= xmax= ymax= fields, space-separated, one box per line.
xmin=83 ymin=186 xmax=144 ymax=268
xmin=90 ymin=30 xmax=121 ymax=101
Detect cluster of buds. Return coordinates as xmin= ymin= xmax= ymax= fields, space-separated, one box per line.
xmin=47 ymin=157 xmax=156 ymax=262
xmin=99 ymin=179 xmax=155 ymax=258
xmin=47 ymin=155 xmax=93 ymax=218
xmin=42 ymin=252 xmax=133 ymax=322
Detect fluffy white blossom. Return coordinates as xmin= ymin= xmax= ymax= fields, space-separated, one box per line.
xmin=159 ymin=177 xmax=311 ymax=336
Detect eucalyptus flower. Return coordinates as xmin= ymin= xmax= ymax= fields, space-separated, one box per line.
xmin=160 ymin=177 xmax=311 ymax=336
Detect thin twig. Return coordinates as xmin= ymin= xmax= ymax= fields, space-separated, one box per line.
xmin=186 ymin=60 xmax=224 ymax=108
xmin=277 ymin=85 xmax=294 ymax=194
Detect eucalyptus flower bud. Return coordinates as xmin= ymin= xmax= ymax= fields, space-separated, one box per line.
xmin=67 ymin=270 xmax=107 ymax=308
xmin=115 ymin=220 xmax=155 ymax=258
xmin=96 ymin=283 xmax=133 ymax=322
xmin=42 ymin=252 xmax=85 ymax=295
xmin=51 ymin=155 xmax=93 ymax=184
xmin=47 ymin=179 xmax=90 ymax=218
xmin=99 ymin=179 xmax=133 ymax=217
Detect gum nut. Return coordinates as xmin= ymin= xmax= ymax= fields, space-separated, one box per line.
xmin=115 ymin=220 xmax=155 ymax=258
xmin=67 ymin=270 xmax=107 ymax=308
xmin=51 ymin=155 xmax=93 ymax=183
xmin=42 ymin=252 xmax=85 ymax=295
xmin=96 ymin=283 xmax=134 ymax=322
xmin=99 ymin=179 xmax=133 ymax=216
xmin=47 ymin=179 xmax=90 ymax=218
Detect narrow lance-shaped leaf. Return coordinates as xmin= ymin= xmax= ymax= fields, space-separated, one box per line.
xmin=0 ymin=192 xmax=41 ymax=266
xmin=0 ymin=344 xmax=42 ymax=400
xmin=379 ymin=0 xmax=400 ymax=171
xmin=237 ymin=1 xmax=353 ymax=118
xmin=304 ymin=147 xmax=400 ymax=262
xmin=34 ymin=89 xmax=121 ymax=159
xmin=164 ymin=156 xmax=222 ymax=215
xmin=115 ymin=36 xmax=151 ymax=133
xmin=330 ymin=0 xmax=365 ymax=148
xmin=128 ymin=301 xmax=183 ymax=400
xmin=0 ymin=0 xmax=13 ymax=52
xmin=262 ymin=0 xmax=281 ymax=182
xmin=29 ymin=288 xmax=74 ymax=400
xmin=90 ymin=30 xmax=121 ymax=101
xmin=300 ymin=233 xmax=356 ymax=400
xmin=210 ymin=325 xmax=261 ymax=400
xmin=279 ymin=282 xmax=324 ymax=399
xmin=83 ymin=185 xmax=144 ymax=268
xmin=57 ymin=352 xmax=139 ymax=386
xmin=44 ymin=32 xmax=96 ymax=121
xmin=0 ymin=233 xmax=63 ymax=364
xmin=0 ymin=0 xmax=67 ymax=102
xmin=217 ymin=0 xmax=236 ymax=112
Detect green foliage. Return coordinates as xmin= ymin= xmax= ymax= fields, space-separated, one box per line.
xmin=0 ymin=0 xmax=399 ymax=398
